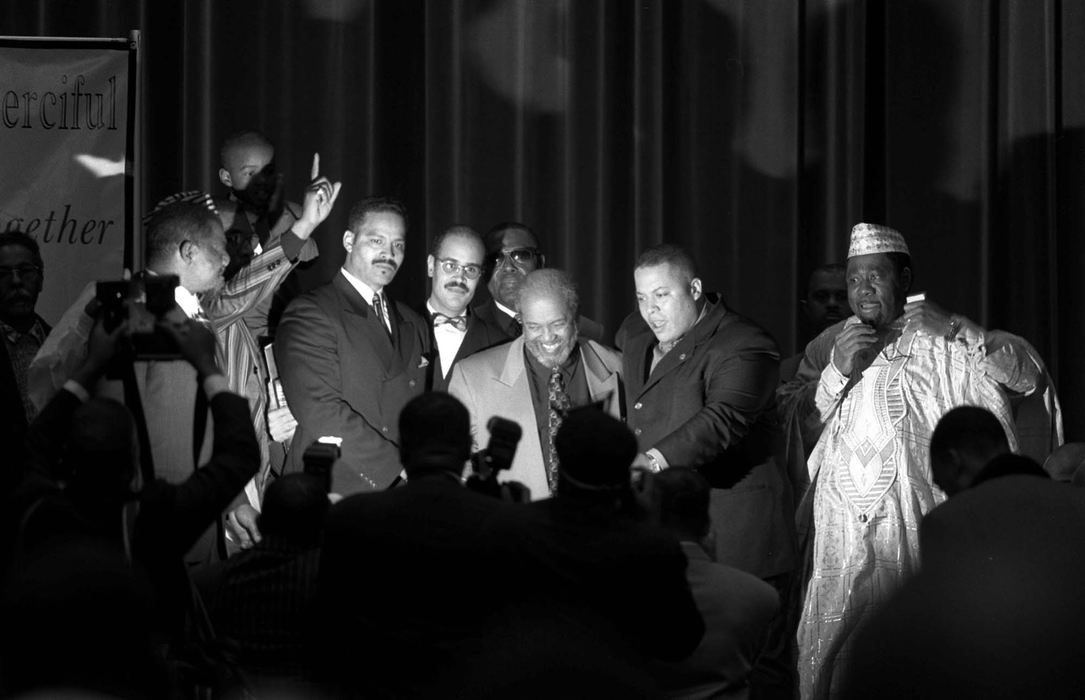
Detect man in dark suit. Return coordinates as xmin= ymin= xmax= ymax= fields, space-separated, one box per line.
xmin=473 ymin=221 xmax=606 ymax=344
xmin=417 ymin=225 xmax=507 ymax=392
xmin=276 ymin=197 xmax=426 ymax=496
xmin=0 ymin=231 xmax=49 ymax=489
xmin=312 ymin=391 xmax=513 ymax=698
xmin=617 ymin=243 xmax=796 ymax=698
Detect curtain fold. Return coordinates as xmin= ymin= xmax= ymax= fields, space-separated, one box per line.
xmin=3 ymin=0 xmax=1082 ymax=437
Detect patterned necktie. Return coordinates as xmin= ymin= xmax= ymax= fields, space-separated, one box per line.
xmin=547 ymin=367 xmax=571 ymax=492
xmin=433 ymin=312 xmax=468 ymax=332
xmin=372 ymin=292 xmax=390 ymax=334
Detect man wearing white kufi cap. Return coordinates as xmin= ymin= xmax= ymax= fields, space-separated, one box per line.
xmin=777 ymin=223 xmax=1062 ymax=699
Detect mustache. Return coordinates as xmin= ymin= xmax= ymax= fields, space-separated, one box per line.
xmin=444 ymin=281 xmax=469 ymax=292
xmin=374 ymin=258 xmax=398 ymax=271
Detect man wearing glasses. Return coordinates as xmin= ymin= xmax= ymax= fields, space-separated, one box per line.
xmin=475 ymin=222 xmax=606 ymax=344
xmin=0 ymin=231 xmax=49 ymax=475
xmin=420 ymin=226 xmax=507 ymax=392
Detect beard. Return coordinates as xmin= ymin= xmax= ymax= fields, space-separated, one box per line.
xmin=525 ymin=333 xmax=576 ymax=370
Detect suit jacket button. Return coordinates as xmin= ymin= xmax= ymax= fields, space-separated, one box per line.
xmin=679 ymin=353 xmax=687 ymax=361
xmin=409 ymin=380 xmax=416 ymax=387
xmin=634 ymin=428 xmax=642 ymax=436
xmin=633 ymin=402 xmax=643 ymax=410
xmin=382 ymin=426 xmax=389 ymax=433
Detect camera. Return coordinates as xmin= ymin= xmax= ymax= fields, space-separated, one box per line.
xmin=466 ymin=416 xmax=522 ymax=498
xmin=303 ymin=439 xmax=341 ymax=493
xmin=96 ymin=275 xmax=182 ymax=361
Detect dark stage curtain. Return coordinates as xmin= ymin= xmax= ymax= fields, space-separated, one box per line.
xmin=4 ymin=0 xmax=1084 ymax=437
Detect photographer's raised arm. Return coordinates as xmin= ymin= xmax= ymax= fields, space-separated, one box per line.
xmin=27 ymin=282 xmax=99 ymax=412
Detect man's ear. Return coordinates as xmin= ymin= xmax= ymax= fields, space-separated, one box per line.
xmin=537 ymin=253 xmax=547 ymax=269
xmin=218 ymin=168 xmax=232 ymax=189
xmin=343 ymin=230 xmax=354 ymax=253
xmin=690 ymin=277 xmax=703 ymax=300
xmin=179 ymin=239 xmax=196 ymax=263
xmin=901 ymin=267 xmax=913 ymax=294
xmin=426 ymin=254 xmax=435 ymax=278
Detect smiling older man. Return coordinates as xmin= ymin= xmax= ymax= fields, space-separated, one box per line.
xmin=448 ymin=269 xmax=622 ymax=500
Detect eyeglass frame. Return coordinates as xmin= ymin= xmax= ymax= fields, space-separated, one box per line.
xmin=484 ymin=247 xmax=543 ymax=271
xmin=0 ymin=264 xmax=43 ymax=281
xmin=434 ymin=257 xmax=483 ymax=280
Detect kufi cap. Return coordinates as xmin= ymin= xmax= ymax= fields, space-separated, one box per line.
xmin=847 ymin=223 xmax=909 ymax=259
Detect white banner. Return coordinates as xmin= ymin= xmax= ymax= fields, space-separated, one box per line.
xmin=0 ymin=35 xmax=138 ymax=324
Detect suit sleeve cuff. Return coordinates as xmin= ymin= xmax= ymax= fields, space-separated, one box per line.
xmin=202 ymin=373 xmax=230 ymax=400
xmin=646 ymin=448 xmax=669 ymax=472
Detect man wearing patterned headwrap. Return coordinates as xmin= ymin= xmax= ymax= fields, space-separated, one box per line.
xmin=777 ymin=223 xmax=1062 ymax=700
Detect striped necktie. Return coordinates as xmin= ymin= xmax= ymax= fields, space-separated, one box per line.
xmin=372 ymin=292 xmax=390 ymax=334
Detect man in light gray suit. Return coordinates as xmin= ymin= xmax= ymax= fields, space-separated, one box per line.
xmin=449 ymin=269 xmax=623 ymax=500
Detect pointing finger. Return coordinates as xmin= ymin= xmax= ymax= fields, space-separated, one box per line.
xmin=310 ymin=152 xmax=320 ymax=181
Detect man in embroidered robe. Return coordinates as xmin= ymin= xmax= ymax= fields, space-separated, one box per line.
xmin=777 ymin=223 xmax=1062 ymax=699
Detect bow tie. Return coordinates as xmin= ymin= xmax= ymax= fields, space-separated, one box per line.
xmin=433 ymin=313 xmax=468 ymax=332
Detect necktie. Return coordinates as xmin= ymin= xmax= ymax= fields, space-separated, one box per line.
xmin=512 ymin=315 xmax=523 ymax=337
xmin=433 ymin=313 xmax=468 ymax=332
xmin=547 ymin=368 xmax=571 ymax=492
xmin=372 ymin=292 xmax=390 ymax=334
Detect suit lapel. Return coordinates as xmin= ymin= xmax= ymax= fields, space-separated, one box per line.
xmin=335 ymin=274 xmax=396 ymax=372
xmin=581 ymin=342 xmax=620 ymax=415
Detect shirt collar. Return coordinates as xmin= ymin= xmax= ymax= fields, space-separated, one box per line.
xmin=173 ymin=284 xmax=204 ymax=319
xmin=341 ymin=267 xmax=382 ymax=307
xmin=494 ymin=299 xmax=517 ymax=319
xmin=0 ymin=316 xmax=45 ymax=345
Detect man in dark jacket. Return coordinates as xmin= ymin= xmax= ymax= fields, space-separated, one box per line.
xmin=617 ymin=243 xmax=797 ymax=698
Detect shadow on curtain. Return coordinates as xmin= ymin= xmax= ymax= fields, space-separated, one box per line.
xmin=3 ymin=0 xmax=1083 ymax=437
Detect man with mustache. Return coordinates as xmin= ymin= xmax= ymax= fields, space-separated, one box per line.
xmin=474 ymin=222 xmax=606 ymax=344
xmin=275 ymin=197 xmax=427 ymax=496
xmin=0 ymin=231 xmax=50 ymax=484
xmin=418 ymin=225 xmax=506 ymax=392
xmin=449 ymin=269 xmax=623 ymax=500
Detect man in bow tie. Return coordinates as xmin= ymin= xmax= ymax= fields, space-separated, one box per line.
xmin=419 ymin=226 xmax=507 ymax=392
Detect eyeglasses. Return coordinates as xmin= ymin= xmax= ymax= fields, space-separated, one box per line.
xmin=436 ymin=258 xmax=482 ymax=280
xmin=0 ymin=264 xmax=42 ymax=281
xmin=486 ymin=247 xmax=540 ymax=269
